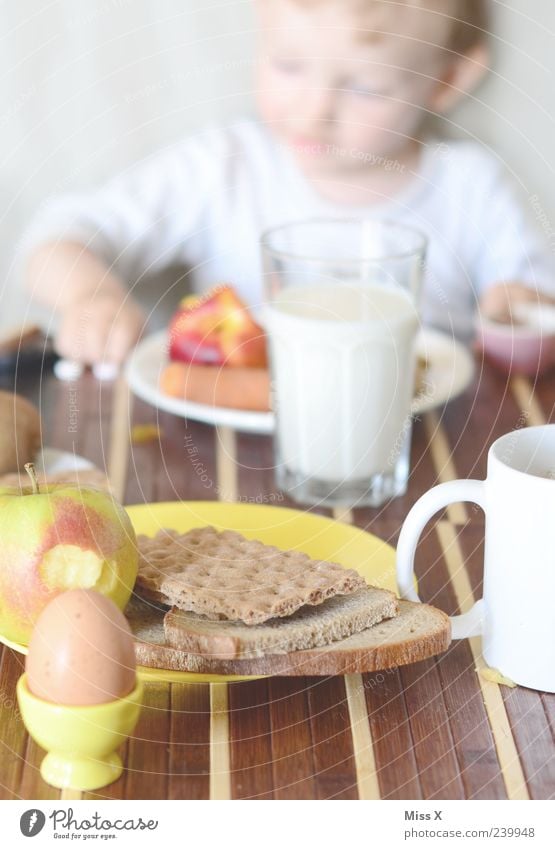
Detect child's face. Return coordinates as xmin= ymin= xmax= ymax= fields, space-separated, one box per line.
xmin=255 ymin=0 xmax=456 ymax=176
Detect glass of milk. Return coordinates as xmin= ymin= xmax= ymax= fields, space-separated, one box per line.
xmin=261 ymin=218 xmax=427 ymax=507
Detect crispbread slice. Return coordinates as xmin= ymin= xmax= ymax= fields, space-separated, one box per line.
xmin=129 ymin=598 xmax=450 ymax=675
xmin=136 ymin=526 xmax=366 ymax=624
xmin=164 ymin=586 xmax=398 ymax=659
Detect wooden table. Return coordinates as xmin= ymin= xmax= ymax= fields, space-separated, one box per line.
xmin=1 ymin=357 xmax=554 ymax=801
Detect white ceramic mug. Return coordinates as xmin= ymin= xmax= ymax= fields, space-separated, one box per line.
xmin=397 ymin=424 xmax=555 ymax=692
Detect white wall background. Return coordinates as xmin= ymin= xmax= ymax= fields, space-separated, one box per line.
xmin=1 ymin=0 xmax=554 ymax=332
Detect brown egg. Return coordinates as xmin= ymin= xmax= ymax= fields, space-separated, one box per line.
xmin=26 ymin=589 xmax=136 ymax=705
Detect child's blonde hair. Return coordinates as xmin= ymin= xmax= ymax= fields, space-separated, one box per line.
xmin=291 ymin=0 xmax=489 ymax=53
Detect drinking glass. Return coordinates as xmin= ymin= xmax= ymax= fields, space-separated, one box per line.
xmin=261 ymin=218 xmax=427 ymax=507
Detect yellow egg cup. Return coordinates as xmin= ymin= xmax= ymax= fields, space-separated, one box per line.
xmin=17 ymin=674 xmax=143 ymax=791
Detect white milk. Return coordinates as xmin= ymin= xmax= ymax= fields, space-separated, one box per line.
xmin=264 ymin=284 xmax=419 ymax=482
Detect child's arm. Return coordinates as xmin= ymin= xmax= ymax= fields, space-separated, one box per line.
xmin=27 ymin=241 xmax=145 ymax=364
xmin=467 ymin=152 xmax=555 ymax=366
xmin=23 ymin=132 xmax=224 ymax=364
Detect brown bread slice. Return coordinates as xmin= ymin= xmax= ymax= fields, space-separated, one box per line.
xmin=163 ymin=587 xmax=398 ymax=659
xmin=129 ymin=597 xmax=450 ymax=676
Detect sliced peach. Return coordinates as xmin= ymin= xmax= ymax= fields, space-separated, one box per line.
xmin=168 ymin=284 xmax=268 ymax=368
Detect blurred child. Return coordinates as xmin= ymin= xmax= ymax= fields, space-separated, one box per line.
xmin=24 ymin=0 xmax=555 ymax=366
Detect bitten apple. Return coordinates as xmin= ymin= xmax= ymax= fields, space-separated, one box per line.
xmin=0 ymin=465 xmax=138 ymax=644
xmin=168 ymin=284 xmax=268 ymax=368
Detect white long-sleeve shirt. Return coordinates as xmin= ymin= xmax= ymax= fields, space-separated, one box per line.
xmin=23 ymin=120 xmax=555 ymax=340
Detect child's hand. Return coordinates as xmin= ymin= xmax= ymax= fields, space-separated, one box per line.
xmin=479 ymin=282 xmax=555 ymax=324
xmin=26 ymin=241 xmax=146 ymax=366
xmin=55 ymin=293 xmax=145 ymax=366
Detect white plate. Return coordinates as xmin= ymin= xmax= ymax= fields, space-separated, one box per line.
xmin=412 ymin=327 xmax=475 ymax=415
xmin=126 ymin=327 xmax=474 ymax=434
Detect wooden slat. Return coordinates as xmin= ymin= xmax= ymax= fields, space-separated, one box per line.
xmin=216 ymin=426 xmax=237 ymax=502
xmin=423 ymin=387 xmax=530 ymax=798
xmin=0 ymin=649 xmax=29 ymax=800
xmin=106 ymin=682 xmax=171 ymax=800
xmin=79 ymin=376 xmax=115 ymax=475
xmin=344 ymin=674 xmax=380 ymax=799
xmin=457 ymin=522 xmax=555 ymax=798
xmin=385 ymin=522 xmax=468 ymax=800
xmin=236 ymin=433 xmax=283 ymax=505
xmin=18 ymin=737 xmax=59 ymax=800
xmin=333 ymin=505 xmax=379 ymax=800
xmin=60 ymin=788 xmax=84 ymax=800
xmin=305 ymin=677 xmax=358 ymax=799
xmin=333 ymin=507 xmax=354 ymax=525
xmin=436 ymin=521 xmax=529 ymax=800
xmin=436 ymin=641 xmax=508 ymax=800
xmin=108 ymin=376 xmax=132 ymax=502
xmin=366 ymin=514 xmax=508 ymax=799
xmin=151 ymin=416 xmax=219 ymax=503
xmin=510 ymin=375 xmax=546 ymax=427
xmin=400 ymin=657 xmax=465 ymax=799
xmin=466 ymin=383 xmax=555 ymax=798
xmin=423 ymin=411 xmax=467 ymax=524
xmin=409 ymin=520 xmax=508 ymax=799
xmin=124 ymin=396 xmax=159 ymax=504
xmin=84 ymin=745 xmax=127 ymax=800
xmin=441 ymin=363 xmax=522 ymax=482
xmin=126 ymin=401 xmax=220 ymax=505
xmin=500 ymin=686 xmax=555 ymax=799
xmin=267 ymin=678 xmax=316 ymax=800
xmin=228 ymin=680 xmax=274 ymax=799
xmin=168 ymin=683 xmax=211 ymax=800
xmin=208 ymin=425 xmax=236 ymax=799
xmin=43 ymin=373 xmax=88 ymax=457
xmin=210 ymin=683 xmax=231 ymax=800
xmin=529 ymin=378 xmax=555 ymax=425
xmin=235 ymin=430 xmax=332 ymax=516
xmin=541 ymin=695 xmax=555 ymax=741
xmin=363 ymin=668 xmax=422 ymax=800
xmin=350 ymin=455 xmax=491 ymax=801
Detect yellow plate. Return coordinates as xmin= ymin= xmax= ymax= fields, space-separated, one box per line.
xmin=1 ymin=501 xmax=398 ymax=684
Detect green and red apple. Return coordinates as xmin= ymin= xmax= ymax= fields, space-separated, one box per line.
xmin=0 ymin=465 xmax=138 ymax=644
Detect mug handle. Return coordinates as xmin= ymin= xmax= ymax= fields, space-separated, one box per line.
xmin=396 ymin=479 xmax=486 ymax=639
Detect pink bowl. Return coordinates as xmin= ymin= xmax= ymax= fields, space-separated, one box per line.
xmin=476 ymin=304 xmax=555 ymax=377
